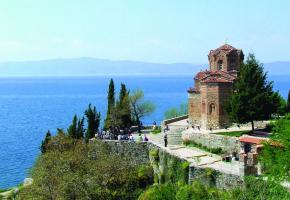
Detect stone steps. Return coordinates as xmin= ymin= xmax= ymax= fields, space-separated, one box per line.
xmin=166 ymin=125 xmax=188 ymax=145
xmin=168 ymin=129 xmax=183 ymax=145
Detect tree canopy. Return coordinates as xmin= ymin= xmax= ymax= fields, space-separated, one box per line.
xmin=226 ymin=53 xmax=282 ymax=130
xmin=85 ymin=104 xmax=101 ymax=141
xmin=287 ymin=90 xmax=290 ymax=113
xmin=260 ymin=114 xmax=290 ymax=181
xmin=129 ymin=89 xmax=155 ymax=132
xmin=67 ymin=115 xmax=85 ymax=139
xmin=105 ymin=78 xmax=115 ymax=130
xmin=20 ymin=133 xmax=154 ymax=200
xmin=164 ymin=102 xmax=188 ymax=120
xmin=116 ymin=83 xmax=132 ymax=128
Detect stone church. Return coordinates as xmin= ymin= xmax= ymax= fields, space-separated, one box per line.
xmin=188 ymin=44 xmax=244 ymax=129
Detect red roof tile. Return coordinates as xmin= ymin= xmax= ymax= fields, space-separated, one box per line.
xmin=194 ymin=71 xmax=207 ymax=80
xmin=196 ymin=70 xmax=236 ymax=83
xmin=216 ymin=44 xmax=236 ymax=51
xmin=239 ymin=137 xmax=267 ymax=144
xmin=209 ymin=44 xmax=238 ymax=56
xmin=202 ymin=76 xmax=232 ymax=83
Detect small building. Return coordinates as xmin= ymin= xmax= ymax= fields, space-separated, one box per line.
xmin=239 ymin=136 xmax=267 ymax=176
xmin=188 ymin=44 xmax=244 ymax=130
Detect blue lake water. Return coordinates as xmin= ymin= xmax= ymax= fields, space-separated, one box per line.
xmin=0 ymin=75 xmax=289 ymax=188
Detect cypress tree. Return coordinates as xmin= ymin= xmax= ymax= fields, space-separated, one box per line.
xmin=287 ymin=90 xmax=290 ymax=113
xmin=40 ymin=130 xmax=51 ymax=153
xmin=76 ymin=117 xmax=85 ymax=139
xmin=117 ymin=83 xmax=131 ymax=128
xmin=226 ymin=54 xmax=280 ymax=131
xmin=85 ymin=104 xmax=101 ymax=141
xmin=105 ymin=79 xmax=115 ymax=129
xmin=67 ymin=115 xmax=78 ymax=139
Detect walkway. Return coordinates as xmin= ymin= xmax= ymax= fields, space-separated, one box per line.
xmin=148 ymin=133 xmax=241 ymax=176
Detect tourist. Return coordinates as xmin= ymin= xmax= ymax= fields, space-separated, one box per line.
xmin=153 ymin=121 xmax=157 ymax=130
xmin=166 ymin=125 xmax=169 ymax=131
xmin=137 ymin=133 xmax=143 ymax=142
xmin=164 ymin=132 xmax=168 ymax=147
xmin=129 ymin=134 xmax=134 ymax=142
xmin=144 ymin=134 xmax=149 ymax=142
xmin=117 ymin=134 xmax=122 ymax=141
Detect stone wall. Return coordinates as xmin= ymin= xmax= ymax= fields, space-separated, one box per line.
xmin=162 ymin=114 xmax=188 ymax=126
xmin=182 ymin=131 xmax=240 ymax=154
xmin=189 ymin=166 xmax=243 ymax=189
xmin=91 ymin=140 xmax=243 ymax=189
xmin=100 ymin=140 xmax=151 ymax=165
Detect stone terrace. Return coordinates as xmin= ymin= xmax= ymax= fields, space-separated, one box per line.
xmin=148 ymin=133 xmax=241 ymax=177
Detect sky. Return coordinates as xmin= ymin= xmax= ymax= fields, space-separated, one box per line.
xmin=0 ymin=0 xmax=290 ymax=64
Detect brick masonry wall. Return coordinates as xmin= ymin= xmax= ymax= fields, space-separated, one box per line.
xmin=188 ymin=93 xmax=201 ymax=124
xmin=217 ymin=83 xmax=233 ymax=127
xmin=201 ymin=83 xmax=220 ymax=129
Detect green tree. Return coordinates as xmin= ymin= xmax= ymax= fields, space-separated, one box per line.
xmin=105 ymin=78 xmax=115 ymax=129
xmin=287 ymin=90 xmax=290 ymax=113
xmin=117 ymin=83 xmax=132 ymax=128
xmin=68 ymin=115 xmax=85 ymax=139
xmin=272 ymin=92 xmax=287 ymax=116
xmin=226 ymin=53 xmax=281 ymax=131
xmin=19 ymin=135 xmax=154 ymax=200
xmin=67 ymin=115 xmax=78 ymax=139
xmin=129 ymin=89 xmax=155 ymax=132
xmin=76 ymin=117 xmax=85 ymax=139
xmin=231 ymin=176 xmax=290 ymax=200
xmin=260 ymin=114 xmax=290 ymax=181
xmin=40 ymin=130 xmax=51 ymax=153
xmin=164 ymin=102 xmax=188 ymax=120
xmin=85 ymin=104 xmax=101 ymax=141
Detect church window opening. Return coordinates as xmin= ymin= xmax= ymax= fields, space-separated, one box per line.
xmin=209 ymin=103 xmax=216 ymax=114
xmin=218 ymin=60 xmax=223 ymax=70
xmin=230 ymin=58 xmax=236 ymax=70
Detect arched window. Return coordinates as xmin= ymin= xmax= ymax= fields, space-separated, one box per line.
xmin=229 ymin=58 xmax=236 ymax=70
xmin=217 ymin=60 xmax=223 ymax=70
xmin=209 ymin=103 xmax=216 ymax=115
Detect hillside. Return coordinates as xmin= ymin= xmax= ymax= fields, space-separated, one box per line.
xmin=0 ymin=58 xmax=289 ymax=77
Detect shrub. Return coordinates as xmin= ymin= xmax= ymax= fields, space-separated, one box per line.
xmin=184 ymin=141 xmax=224 ymax=155
xmin=18 ymin=135 xmax=154 ymax=200
xmin=137 ymin=165 xmax=154 ymax=188
xmin=231 ymin=176 xmax=290 ymax=200
xmin=149 ymin=148 xmax=159 ymax=158
xmin=138 ymin=183 xmax=176 ymax=200
xmin=151 ymin=127 xmax=161 ymax=134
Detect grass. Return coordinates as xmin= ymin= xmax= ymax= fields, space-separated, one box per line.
xmin=183 ymin=140 xmax=225 ymax=155
xmin=213 ymin=130 xmax=251 ymax=137
xmin=151 ymin=127 xmax=161 ymax=134
xmin=0 ymin=188 xmax=8 ymax=193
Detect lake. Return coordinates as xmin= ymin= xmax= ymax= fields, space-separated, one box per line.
xmin=0 ymin=75 xmax=289 ymax=188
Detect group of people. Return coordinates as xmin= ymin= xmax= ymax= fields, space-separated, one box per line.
xmin=95 ymin=121 xmax=170 ymax=146
xmin=95 ymin=130 xmax=115 ymax=140
xmin=117 ymin=133 xmax=149 ymax=142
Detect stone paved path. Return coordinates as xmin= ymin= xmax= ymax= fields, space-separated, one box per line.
xmin=148 ymin=133 xmax=241 ymax=176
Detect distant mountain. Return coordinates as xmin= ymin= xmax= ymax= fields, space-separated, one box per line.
xmin=0 ymin=58 xmax=289 ymax=77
